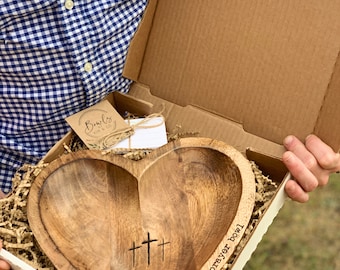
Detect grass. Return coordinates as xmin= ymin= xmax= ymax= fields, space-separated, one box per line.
xmin=243 ymin=173 xmax=340 ymax=270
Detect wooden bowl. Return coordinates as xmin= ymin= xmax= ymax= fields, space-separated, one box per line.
xmin=27 ymin=137 xmax=255 ymax=269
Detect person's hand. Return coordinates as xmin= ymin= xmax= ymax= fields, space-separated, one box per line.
xmin=0 ymin=242 xmax=11 ymax=270
xmin=0 ymin=259 xmax=10 ymax=270
xmin=283 ymin=134 xmax=340 ymax=203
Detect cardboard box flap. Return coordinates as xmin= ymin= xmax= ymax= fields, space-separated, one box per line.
xmin=125 ymin=0 xmax=340 ymax=151
xmin=314 ymin=55 xmax=340 ymax=151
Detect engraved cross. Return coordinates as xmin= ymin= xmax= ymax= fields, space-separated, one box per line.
xmin=129 ymin=241 xmax=142 ymax=266
xmin=158 ymin=238 xmax=171 ymax=261
xmin=142 ymin=232 xmax=158 ymax=265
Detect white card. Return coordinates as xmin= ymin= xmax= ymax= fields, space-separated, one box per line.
xmin=0 ymin=248 xmax=36 ymax=270
xmin=112 ymin=117 xmax=167 ymax=149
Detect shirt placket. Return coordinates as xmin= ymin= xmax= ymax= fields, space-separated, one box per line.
xmin=60 ymin=0 xmax=100 ymax=107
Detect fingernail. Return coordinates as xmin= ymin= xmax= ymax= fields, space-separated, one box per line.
xmin=283 ymin=135 xmax=293 ymax=146
xmin=305 ymin=134 xmax=313 ymax=141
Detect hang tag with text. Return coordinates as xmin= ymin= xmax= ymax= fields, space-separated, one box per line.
xmin=66 ymin=100 xmax=132 ymax=150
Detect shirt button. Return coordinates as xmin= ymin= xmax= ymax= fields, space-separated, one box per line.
xmin=84 ymin=62 xmax=93 ymax=72
xmin=65 ymin=0 xmax=74 ymax=10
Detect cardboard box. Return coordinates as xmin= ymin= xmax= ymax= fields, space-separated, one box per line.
xmin=42 ymin=0 xmax=340 ymax=269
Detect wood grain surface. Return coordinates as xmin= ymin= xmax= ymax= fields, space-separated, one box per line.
xmin=27 ymin=137 xmax=255 ymax=269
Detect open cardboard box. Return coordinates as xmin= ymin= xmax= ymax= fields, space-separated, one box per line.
xmin=42 ymin=0 xmax=340 ymax=269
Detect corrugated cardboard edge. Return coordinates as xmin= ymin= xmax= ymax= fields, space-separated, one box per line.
xmin=128 ymin=83 xmax=285 ymax=159
xmin=231 ymin=174 xmax=289 ymax=270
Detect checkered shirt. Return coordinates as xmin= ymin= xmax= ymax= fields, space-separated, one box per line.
xmin=0 ymin=0 xmax=147 ymax=193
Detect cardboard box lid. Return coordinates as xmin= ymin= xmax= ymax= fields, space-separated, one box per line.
xmin=124 ymin=0 xmax=340 ymax=151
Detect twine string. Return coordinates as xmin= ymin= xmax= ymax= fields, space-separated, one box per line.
xmin=102 ymin=110 xmax=165 ymax=149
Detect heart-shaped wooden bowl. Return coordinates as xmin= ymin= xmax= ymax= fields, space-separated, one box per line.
xmin=27 ymin=137 xmax=255 ymax=270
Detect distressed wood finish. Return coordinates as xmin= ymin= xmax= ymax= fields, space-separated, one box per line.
xmin=27 ymin=137 xmax=255 ymax=270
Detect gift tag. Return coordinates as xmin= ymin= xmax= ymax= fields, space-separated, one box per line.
xmin=66 ymin=100 xmax=132 ymax=149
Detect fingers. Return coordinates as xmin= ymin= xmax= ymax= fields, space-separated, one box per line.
xmin=283 ymin=134 xmax=340 ymax=203
xmin=284 ymin=180 xmax=309 ymax=203
xmin=304 ymin=135 xmax=340 ymax=171
xmin=0 ymin=260 xmax=11 ymax=270
xmin=282 ymin=150 xmax=319 ymax=192
xmin=283 ymin=135 xmax=336 ymax=186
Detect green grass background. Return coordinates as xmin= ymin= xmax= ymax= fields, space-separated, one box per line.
xmin=243 ymin=173 xmax=340 ymax=270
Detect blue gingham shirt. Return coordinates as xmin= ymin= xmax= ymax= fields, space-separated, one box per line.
xmin=0 ymin=0 xmax=147 ymax=193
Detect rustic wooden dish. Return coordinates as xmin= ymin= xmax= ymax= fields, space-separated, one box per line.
xmin=27 ymin=137 xmax=255 ymax=269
